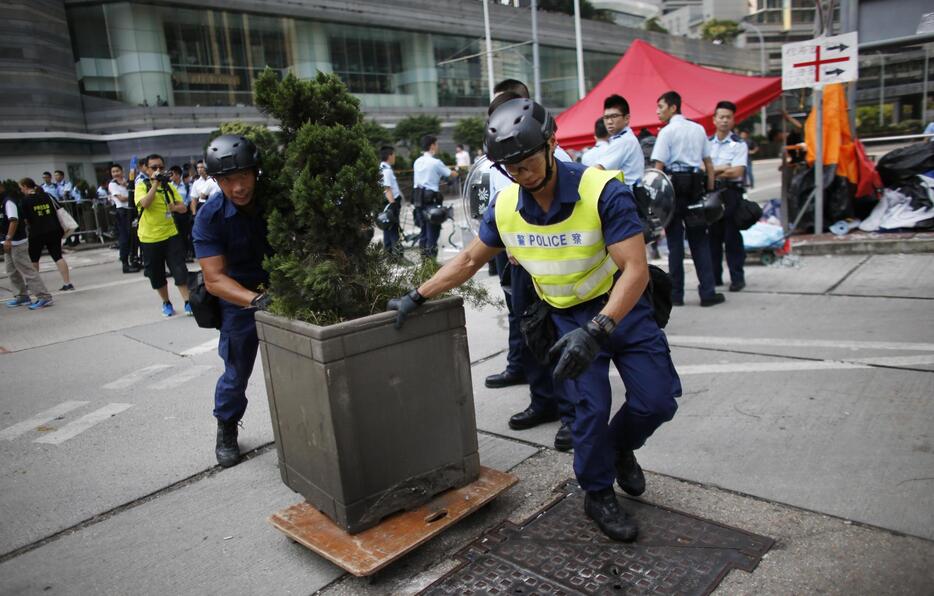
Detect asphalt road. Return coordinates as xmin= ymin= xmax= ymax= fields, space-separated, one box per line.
xmin=1 ymin=183 xmax=932 ymax=594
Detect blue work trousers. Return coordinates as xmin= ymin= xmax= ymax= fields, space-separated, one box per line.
xmin=508 ymin=262 xmax=572 ymax=423
xmin=665 ymin=216 xmax=717 ymax=302
xmin=114 ymin=208 xmax=132 ymax=263
xmin=214 ymin=301 xmax=259 ymax=423
xmin=551 ymin=300 xmax=681 ymax=492
xmin=708 ymin=188 xmax=745 ymax=285
xmin=494 ymin=252 xmax=523 ymax=377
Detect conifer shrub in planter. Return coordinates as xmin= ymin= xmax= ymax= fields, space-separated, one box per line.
xmin=242 ymin=69 xmax=484 ymax=533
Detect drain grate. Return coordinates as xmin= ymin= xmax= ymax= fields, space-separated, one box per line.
xmin=421 ymin=481 xmax=773 ymax=595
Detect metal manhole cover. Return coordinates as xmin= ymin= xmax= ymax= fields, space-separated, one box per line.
xmin=421 ymin=481 xmax=773 ymax=595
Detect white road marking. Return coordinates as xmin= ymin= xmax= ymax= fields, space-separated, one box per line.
xmin=103 ymin=364 xmax=173 ymax=390
xmin=668 ymin=336 xmax=934 ymax=352
xmin=677 ymin=361 xmax=870 ymax=375
xmin=50 ymin=277 xmax=148 ymax=295
xmin=180 ymin=338 xmax=219 ymax=356
xmin=849 ymin=354 xmax=934 ymax=367
xmin=147 ymin=365 xmax=214 ymax=389
xmin=34 ymin=403 xmax=133 ymax=445
xmin=0 ymin=401 xmax=90 ymax=441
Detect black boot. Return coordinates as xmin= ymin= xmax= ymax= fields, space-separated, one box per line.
xmin=615 ymin=449 xmax=646 ymax=496
xmin=216 ymin=420 xmax=241 ymax=468
xmin=554 ymin=422 xmax=572 ymax=452
xmin=584 ymin=488 xmax=638 ymax=542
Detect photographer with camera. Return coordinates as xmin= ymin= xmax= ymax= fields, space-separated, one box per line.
xmin=135 ymin=154 xmax=191 ymax=317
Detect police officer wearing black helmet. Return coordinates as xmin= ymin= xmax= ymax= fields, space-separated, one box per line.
xmin=388 ymin=99 xmax=682 ymax=543
xmin=192 ymin=135 xmax=273 ymax=468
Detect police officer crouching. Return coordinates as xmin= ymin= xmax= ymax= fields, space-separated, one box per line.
xmin=388 ymin=99 xmax=682 ymax=542
xmin=651 ymin=91 xmax=724 ymax=307
xmin=192 ymin=135 xmax=273 ymax=468
xmin=707 ymin=101 xmax=747 ymax=292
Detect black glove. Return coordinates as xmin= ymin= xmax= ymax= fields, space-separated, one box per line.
xmin=548 ymin=315 xmax=615 ymax=382
xmin=250 ymin=293 xmax=272 ymax=311
xmin=387 ymin=289 xmax=426 ymax=329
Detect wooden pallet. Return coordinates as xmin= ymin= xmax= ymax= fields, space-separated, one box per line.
xmin=269 ymin=466 xmax=518 ymax=577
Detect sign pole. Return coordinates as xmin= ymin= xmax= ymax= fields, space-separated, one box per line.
xmin=814 ymin=83 xmax=824 ymax=234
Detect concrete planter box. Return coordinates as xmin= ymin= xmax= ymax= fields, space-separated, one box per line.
xmin=255 ymin=297 xmax=480 ymax=534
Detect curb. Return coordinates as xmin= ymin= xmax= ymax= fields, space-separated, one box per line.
xmin=790 ymin=232 xmax=934 ymax=256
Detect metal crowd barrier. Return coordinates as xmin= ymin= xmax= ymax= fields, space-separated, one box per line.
xmin=57 ymin=198 xmax=117 ymax=245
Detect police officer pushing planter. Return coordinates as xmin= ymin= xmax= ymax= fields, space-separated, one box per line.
xmin=651 ymin=91 xmax=725 ymax=307
xmin=389 ymin=99 xmax=682 ymax=542
xmin=192 ymin=135 xmax=273 ymax=468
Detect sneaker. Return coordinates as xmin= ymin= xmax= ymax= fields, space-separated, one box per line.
xmin=6 ymin=296 xmax=31 ymax=308
xmin=28 ymin=297 xmax=53 ymax=310
xmin=162 ymin=302 xmax=175 ymax=317
xmin=60 ymin=283 xmax=75 ymax=291
xmin=184 ymin=302 xmax=193 ymax=316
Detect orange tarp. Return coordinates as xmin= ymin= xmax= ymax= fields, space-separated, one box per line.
xmin=805 ymin=83 xmax=881 ymax=197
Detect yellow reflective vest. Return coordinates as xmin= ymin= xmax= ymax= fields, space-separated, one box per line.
xmin=494 ymin=167 xmax=623 ymax=309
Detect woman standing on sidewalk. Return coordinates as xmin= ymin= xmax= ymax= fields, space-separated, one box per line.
xmin=18 ymin=178 xmax=74 ymax=291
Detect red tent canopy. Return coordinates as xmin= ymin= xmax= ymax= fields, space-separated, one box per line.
xmin=555 ymin=39 xmax=782 ymax=151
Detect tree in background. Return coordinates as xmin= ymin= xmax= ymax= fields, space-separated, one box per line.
xmin=394 ymin=115 xmax=442 ymax=157
xmin=701 ymin=19 xmax=741 ymax=44
xmin=644 ymin=17 xmax=668 ymax=34
xmin=362 ymin=119 xmax=394 ymax=150
xmin=537 ymin=0 xmax=614 ymax=23
xmin=453 ymin=116 xmax=486 ymax=153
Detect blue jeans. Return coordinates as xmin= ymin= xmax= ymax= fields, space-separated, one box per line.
xmin=214 ymin=301 xmax=259 ymax=423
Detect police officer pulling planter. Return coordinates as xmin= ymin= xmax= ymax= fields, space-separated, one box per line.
xmin=389 ymin=99 xmax=682 ymax=542
xmin=192 ymin=135 xmax=273 ymax=468
xmin=707 ymin=101 xmax=748 ymax=292
xmin=651 ymin=91 xmax=725 ymax=307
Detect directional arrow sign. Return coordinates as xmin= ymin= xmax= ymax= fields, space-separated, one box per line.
xmin=782 ymin=31 xmax=859 ymax=90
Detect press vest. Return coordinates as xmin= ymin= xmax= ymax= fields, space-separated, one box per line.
xmin=495 ymin=167 xmax=623 ymax=309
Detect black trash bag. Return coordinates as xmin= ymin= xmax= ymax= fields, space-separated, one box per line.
xmin=787 ymin=165 xmax=852 ymax=232
xmin=876 ymin=142 xmax=934 ymax=187
xmin=893 ymin=177 xmax=934 ymax=211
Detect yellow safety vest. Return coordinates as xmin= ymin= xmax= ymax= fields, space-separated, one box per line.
xmin=495 ymin=167 xmax=623 ymax=309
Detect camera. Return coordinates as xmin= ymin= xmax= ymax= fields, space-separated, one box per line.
xmin=153 ymin=171 xmax=173 ymax=184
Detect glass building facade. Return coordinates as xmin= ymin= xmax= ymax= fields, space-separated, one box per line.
xmin=67 ymin=2 xmax=620 ymax=111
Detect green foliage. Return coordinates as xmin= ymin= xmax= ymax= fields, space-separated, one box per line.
xmin=362 ymin=119 xmax=394 ymax=150
xmin=210 ymin=67 xmax=495 ymax=326
xmin=537 ymin=0 xmax=614 ymax=22
xmin=644 ymin=17 xmax=668 ymax=33
xmin=394 ymin=115 xmax=441 ymax=155
xmin=453 ymin=116 xmax=486 ymax=152
xmin=701 ymin=19 xmax=741 ymax=43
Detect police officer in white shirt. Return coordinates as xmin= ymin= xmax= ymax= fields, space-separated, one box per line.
xmin=707 ymin=101 xmax=748 ymax=292
xmin=580 ymin=118 xmax=610 ymax=167
xmin=108 ymin=163 xmax=140 ymax=273
xmin=190 ymin=160 xmax=221 ymax=214
xmin=379 ymin=145 xmax=403 ymax=256
xmin=592 ymin=95 xmax=644 ymax=187
xmin=412 ymin=134 xmax=457 ymax=258
xmin=651 ymin=91 xmax=723 ymax=307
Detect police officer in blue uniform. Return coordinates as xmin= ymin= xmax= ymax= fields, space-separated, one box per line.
xmin=193 ymin=135 xmax=273 ymax=468
xmin=707 ymin=101 xmax=748 ymax=292
xmin=412 ymin=135 xmax=457 ymax=258
xmin=651 ymin=91 xmax=725 ymax=307
xmin=389 ymin=99 xmax=682 ymax=542
xmin=483 ymin=88 xmax=575 ymax=452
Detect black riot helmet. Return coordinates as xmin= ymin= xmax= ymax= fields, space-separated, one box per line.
xmin=204 ymin=135 xmax=260 ymax=177
xmin=484 ymin=98 xmax=556 ymax=165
